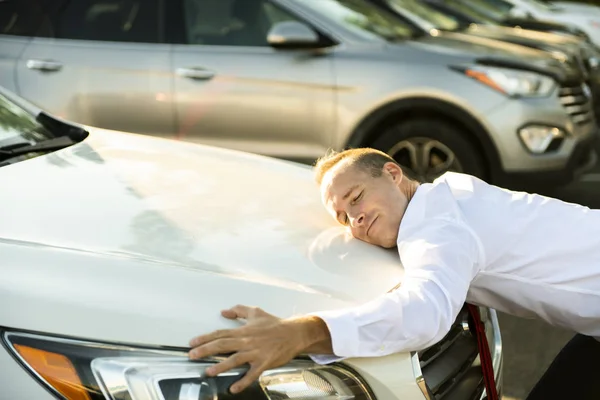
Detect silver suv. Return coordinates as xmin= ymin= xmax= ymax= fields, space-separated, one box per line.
xmin=0 ymin=0 xmax=597 ymax=186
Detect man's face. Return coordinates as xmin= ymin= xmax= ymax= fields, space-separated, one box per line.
xmin=320 ymin=161 xmax=409 ymax=248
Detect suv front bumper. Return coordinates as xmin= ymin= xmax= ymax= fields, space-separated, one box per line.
xmin=494 ymin=131 xmax=598 ymax=189
xmin=481 ymin=86 xmax=598 ymax=189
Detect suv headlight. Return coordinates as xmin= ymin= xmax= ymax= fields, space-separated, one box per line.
xmin=455 ymin=66 xmax=556 ymax=98
xmin=3 ymin=331 xmax=373 ymax=400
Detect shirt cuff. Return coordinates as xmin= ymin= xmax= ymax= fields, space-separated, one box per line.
xmin=308 ymin=353 xmax=345 ymax=365
xmin=306 ymin=308 xmax=359 ymax=361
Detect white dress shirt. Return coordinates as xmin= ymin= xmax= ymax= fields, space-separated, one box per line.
xmin=311 ymin=172 xmax=600 ymax=363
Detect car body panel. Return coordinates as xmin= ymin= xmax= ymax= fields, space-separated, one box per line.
xmin=171 ymin=44 xmax=336 ymax=158
xmin=0 ymin=128 xmax=408 ymax=335
xmin=0 ymin=127 xmax=428 ymax=399
xmin=0 ymin=36 xmax=29 ymax=94
xmin=16 ymin=38 xmax=176 ymax=137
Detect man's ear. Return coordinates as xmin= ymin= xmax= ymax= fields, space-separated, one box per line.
xmin=383 ymin=162 xmax=404 ymax=184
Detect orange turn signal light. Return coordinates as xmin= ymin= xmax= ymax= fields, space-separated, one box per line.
xmin=13 ymin=344 xmax=91 ymax=400
xmin=465 ymin=69 xmax=506 ymax=95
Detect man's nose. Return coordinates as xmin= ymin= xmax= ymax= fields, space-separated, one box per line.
xmin=349 ymin=213 xmax=365 ymax=228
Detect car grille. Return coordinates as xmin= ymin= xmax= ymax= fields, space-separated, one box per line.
xmin=559 ymin=84 xmax=594 ymax=126
xmin=574 ymin=53 xmax=589 ymax=77
xmin=580 ymin=47 xmax=599 ymax=76
xmin=412 ymin=306 xmax=487 ymax=400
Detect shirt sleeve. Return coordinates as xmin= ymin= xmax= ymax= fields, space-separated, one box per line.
xmin=308 ymin=217 xmax=483 ymax=364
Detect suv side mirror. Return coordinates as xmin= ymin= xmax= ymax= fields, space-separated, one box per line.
xmin=267 ymin=21 xmax=320 ymax=49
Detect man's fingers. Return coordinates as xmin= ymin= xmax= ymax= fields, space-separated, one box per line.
xmin=221 ymin=309 xmax=241 ymax=320
xmin=189 ymin=329 xmax=232 ymax=348
xmin=205 ymin=352 xmax=251 ymax=377
xmin=229 ymin=364 xmax=265 ymax=394
xmin=188 ymin=338 xmax=241 ymax=360
xmin=222 ymin=305 xmax=254 ymax=320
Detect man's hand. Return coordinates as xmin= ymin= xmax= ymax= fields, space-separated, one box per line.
xmin=188 ymin=305 xmax=332 ymax=394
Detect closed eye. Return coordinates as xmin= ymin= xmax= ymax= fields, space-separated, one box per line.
xmin=352 ymin=191 xmax=364 ymax=205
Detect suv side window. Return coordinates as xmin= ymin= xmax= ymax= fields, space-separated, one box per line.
xmin=52 ymin=0 xmax=160 ymax=43
xmin=1 ymin=0 xmax=160 ymax=44
xmin=0 ymin=0 xmax=53 ymax=37
xmin=182 ymin=0 xmax=302 ymax=46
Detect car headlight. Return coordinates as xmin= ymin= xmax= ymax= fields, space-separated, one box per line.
xmin=455 ymin=66 xmax=557 ymax=98
xmin=3 ymin=331 xmax=373 ymax=400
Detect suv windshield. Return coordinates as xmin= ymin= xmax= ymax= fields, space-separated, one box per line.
xmin=0 ymin=93 xmax=53 ymax=149
xmin=441 ymin=0 xmax=500 ymax=24
xmin=524 ymin=0 xmax=559 ymax=12
xmin=384 ymin=0 xmax=461 ymax=31
xmin=464 ymin=0 xmax=514 ymax=20
xmin=296 ymin=0 xmax=422 ymax=42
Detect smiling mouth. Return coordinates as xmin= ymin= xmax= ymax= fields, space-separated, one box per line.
xmin=367 ymin=215 xmax=379 ymax=237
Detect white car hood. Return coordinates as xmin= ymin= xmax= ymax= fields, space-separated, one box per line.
xmin=0 ymin=129 xmax=405 ymax=348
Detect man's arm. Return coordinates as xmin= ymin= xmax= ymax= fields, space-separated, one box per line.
xmin=308 ymin=218 xmax=483 ymax=359
xmin=188 ymin=218 xmax=482 ymax=391
xmin=301 ymin=315 xmax=334 ymax=354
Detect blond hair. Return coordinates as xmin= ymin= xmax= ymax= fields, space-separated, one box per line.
xmin=314 ymin=147 xmax=400 ymax=185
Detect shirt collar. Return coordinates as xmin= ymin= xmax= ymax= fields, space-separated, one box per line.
xmin=397 ymin=182 xmax=431 ymax=244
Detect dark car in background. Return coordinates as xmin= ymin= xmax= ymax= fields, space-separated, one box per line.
xmin=423 ymin=0 xmax=593 ymax=41
xmin=371 ymin=0 xmax=600 ymax=122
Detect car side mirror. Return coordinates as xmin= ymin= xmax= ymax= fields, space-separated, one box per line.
xmin=267 ymin=21 xmax=320 ymax=49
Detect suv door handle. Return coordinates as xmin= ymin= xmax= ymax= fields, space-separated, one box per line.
xmin=26 ymin=59 xmax=63 ymax=72
xmin=176 ymin=67 xmax=216 ymax=80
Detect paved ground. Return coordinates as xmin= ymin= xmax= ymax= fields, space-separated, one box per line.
xmin=498 ymin=176 xmax=600 ymax=400
xmin=497 ymin=312 xmax=573 ymax=399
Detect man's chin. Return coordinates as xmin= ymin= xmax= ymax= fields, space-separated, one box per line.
xmin=358 ymin=234 xmax=396 ymax=249
xmin=370 ymin=236 xmax=397 ymax=249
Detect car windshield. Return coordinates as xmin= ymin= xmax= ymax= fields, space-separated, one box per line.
xmin=0 ymin=93 xmax=53 ymax=150
xmin=524 ymin=0 xmax=560 ymax=12
xmin=441 ymin=0 xmax=500 ymax=24
xmin=532 ymin=0 xmax=564 ymax=8
xmin=461 ymin=0 xmax=514 ymax=20
xmin=384 ymin=0 xmax=461 ymax=31
xmin=296 ymin=0 xmax=421 ymax=42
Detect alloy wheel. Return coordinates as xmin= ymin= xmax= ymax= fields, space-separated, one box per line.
xmin=386 ymin=137 xmax=463 ymax=182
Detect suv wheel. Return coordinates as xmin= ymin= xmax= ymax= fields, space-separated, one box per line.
xmin=370 ymin=118 xmax=486 ymax=182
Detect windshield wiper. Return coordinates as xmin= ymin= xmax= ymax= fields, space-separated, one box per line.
xmin=0 ymin=135 xmax=76 ymax=160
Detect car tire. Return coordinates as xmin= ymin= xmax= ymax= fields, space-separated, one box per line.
xmin=370 ymin=118 xmax=486 ymax=182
